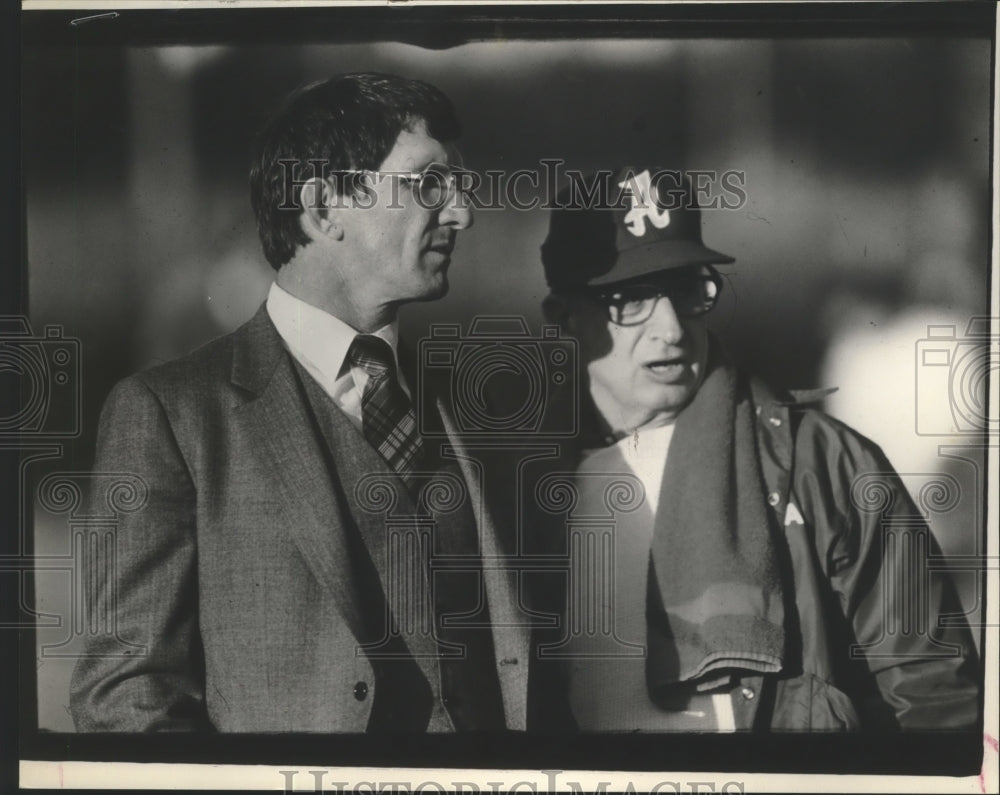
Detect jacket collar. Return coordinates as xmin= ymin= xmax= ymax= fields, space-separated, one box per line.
xmin=231 ymin=303 xmax=287 ymax=396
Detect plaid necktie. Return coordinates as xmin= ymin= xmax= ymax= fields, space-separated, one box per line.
xmin=348 ymin=334 xmax=425 ymax=489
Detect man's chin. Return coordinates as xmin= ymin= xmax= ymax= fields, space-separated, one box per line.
xmin=413 ymin=276 xmax=449 ymax=302
xmin=637 ymin=384 xmax=694 ymax=420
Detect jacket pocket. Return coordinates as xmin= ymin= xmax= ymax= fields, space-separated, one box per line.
xmin=772 ymin=674 xmax=862 ymax=731
xmin=809 ymin=676 xmax=861 ymax=731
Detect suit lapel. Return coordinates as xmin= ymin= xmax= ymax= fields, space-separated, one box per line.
xmin=231 ymin=306 xmax=366 ymax=643
xmin=433 ymin=388 xmax=532 ymax=730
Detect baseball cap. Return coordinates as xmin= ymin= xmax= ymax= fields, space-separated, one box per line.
xmin=541 ymin=166 xmax=735 ymax=290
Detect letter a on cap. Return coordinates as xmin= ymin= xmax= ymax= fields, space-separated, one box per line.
xmin=619 ymin=170 xmax=671 ymax=237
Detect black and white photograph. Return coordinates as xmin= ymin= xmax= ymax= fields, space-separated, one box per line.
xmin=6 ymin=1 xmax=998 ymax=792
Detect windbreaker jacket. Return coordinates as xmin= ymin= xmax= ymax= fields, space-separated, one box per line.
xmin=529 ymin=379 xmax=980 ymax=732
xmin=723 ymin=380 xmax=979 ymax=730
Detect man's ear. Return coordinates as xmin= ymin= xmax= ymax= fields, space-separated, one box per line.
xmin=298 ymin=178 xmax=344 ymax=241
xmin=542 ymin=293 xmax=573 ymax=332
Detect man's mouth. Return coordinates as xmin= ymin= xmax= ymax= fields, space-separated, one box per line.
xmin=643 ymin=356 xmax=689 ymax=382
xmin=426 ymin=237 xmax=454 ymax=256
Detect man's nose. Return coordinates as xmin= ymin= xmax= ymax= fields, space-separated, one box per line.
xmin=644 ymin=295 xmax=685 ymax=344
xmin=438 ymin=189 xmax=473 ymax=230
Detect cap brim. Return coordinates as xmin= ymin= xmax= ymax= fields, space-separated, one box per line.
xmin=586 ymin=239 xmax=735 ymax=287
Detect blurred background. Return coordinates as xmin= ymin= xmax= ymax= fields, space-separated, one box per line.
xmin=21 ymin=24 xmax=992 ymax=731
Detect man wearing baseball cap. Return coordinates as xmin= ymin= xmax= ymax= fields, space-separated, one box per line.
xmin=534 ymin=167 xmax=979 ymax=731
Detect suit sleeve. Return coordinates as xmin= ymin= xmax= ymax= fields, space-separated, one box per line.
xmin=798 ymin=412 xmax=980 ymax=730
xmin=69 ymin=375 xmax=211 ymax=731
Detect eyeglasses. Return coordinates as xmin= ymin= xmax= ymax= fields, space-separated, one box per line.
xmin=337 ymin=162 xmax=469 ymax=209
xmin=589 ymin=267 xmax=723 ymax=326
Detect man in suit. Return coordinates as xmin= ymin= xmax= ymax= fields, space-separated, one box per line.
xmin=70 ymin=73 xmax=529 ymax=732
xmin=534 ymin=166 xmax=979 ymax=731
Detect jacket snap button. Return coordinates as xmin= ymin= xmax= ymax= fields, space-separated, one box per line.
xmin=353 ymin=681 xmax=368 ymax=701
xmin=741 ymin=686 xmax=755 ymax=700
xmin=767 ymin=492 xmax=780 ymax=507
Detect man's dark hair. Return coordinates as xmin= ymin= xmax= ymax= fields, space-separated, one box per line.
xmin=249 ymin=73 xmax=461 ymax=269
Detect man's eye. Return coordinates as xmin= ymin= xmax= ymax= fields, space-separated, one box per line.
xmin=615 ymin=297 xmax=649 ymax=316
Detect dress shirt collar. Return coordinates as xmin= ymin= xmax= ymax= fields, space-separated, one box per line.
xmin=266 ymin=281 xmax=401 ymax=383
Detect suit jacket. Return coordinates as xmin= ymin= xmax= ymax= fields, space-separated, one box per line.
xmin=69 ymin=305 xmax=531 ymax=732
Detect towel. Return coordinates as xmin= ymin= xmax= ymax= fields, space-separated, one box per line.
xmin=646 ymin=346 xmax=786 ymax=695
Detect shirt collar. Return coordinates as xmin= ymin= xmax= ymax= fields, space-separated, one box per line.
xmin=266 ymin=281 xmax=400 ymax=383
